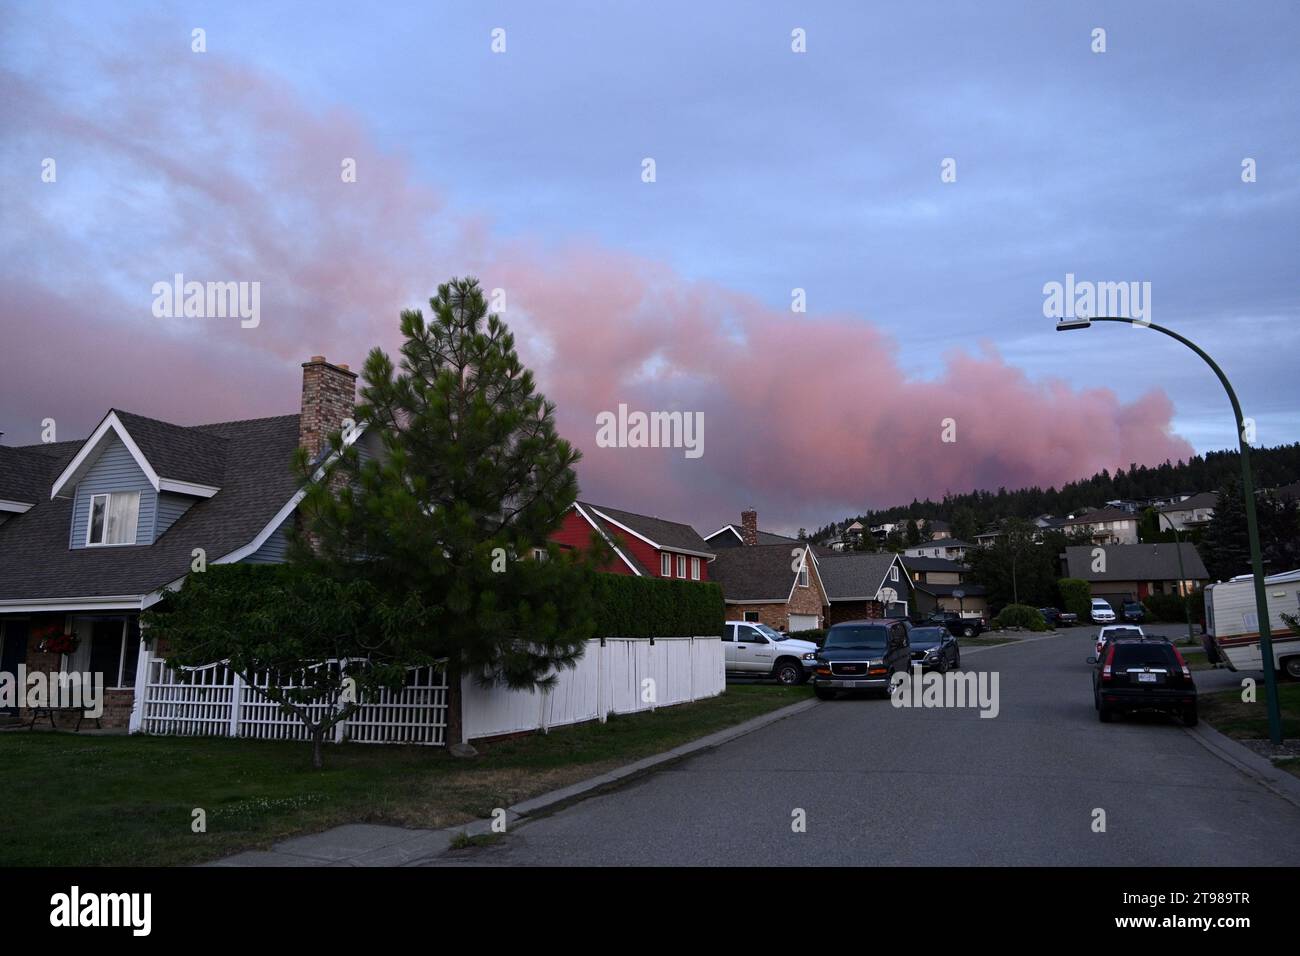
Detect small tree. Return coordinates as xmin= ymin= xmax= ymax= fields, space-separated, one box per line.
xmin=1057 ymin=577 xmax=1093 ymax=620
xmin=297 ymin=277 xmax=601 ymax=746
xmin=142 ymin=564 xmax=413 ymax=768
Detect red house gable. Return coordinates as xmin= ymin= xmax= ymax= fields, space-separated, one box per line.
xmin=550 ymin=502 xmax=714 ymax=580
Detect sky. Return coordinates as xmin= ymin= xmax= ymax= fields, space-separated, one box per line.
xmin=1 ymin=1 xmax=1297 ymax=534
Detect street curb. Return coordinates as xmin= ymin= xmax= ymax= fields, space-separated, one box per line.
xmin=418 ymin=695 xmax=823 ymax=863
xmin=1183 ymin=719 xmax=1300 ymax=811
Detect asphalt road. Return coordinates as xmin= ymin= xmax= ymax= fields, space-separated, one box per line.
xmin=438 ymin=630 xmax=1300 ymax=866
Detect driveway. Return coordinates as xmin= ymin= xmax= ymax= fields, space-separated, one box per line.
xmin=434 ymin=630 xmax=1299 ymax=866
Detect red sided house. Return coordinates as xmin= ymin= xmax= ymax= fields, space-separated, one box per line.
xmin=551 ymin=502 xmax=715 ymax=580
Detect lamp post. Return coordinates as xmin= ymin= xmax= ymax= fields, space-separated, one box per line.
xmin=1155 ymin=510 xmax=1197 ymax=649
xmin=1058 ymin=316 xmax=1282 ymax=744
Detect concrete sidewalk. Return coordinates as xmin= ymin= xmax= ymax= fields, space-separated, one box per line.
xmin=205 ymin=693 xmax=821 ymax=867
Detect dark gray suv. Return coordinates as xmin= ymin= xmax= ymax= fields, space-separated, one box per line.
xmin=813 ymin=619 xmax=912 ymax=700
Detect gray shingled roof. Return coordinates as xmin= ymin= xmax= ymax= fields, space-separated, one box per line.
xmin=1157 ymin=491 xmax=1217 ymax=513
xmin=817 ymin=552 xmax=907 ymax=602
xmin=0 ymin=443 xmax=75 ymax=505
xmin=709 ymin=543 xmax=812 ymax=601
xmin=0 ymin=415 xmax=301 ymax=601
xmin=1060 ymin=543 xmax=1209 ymax=583
xmin=582 ymin=502 xmax=713 ymax=556
xmin=114 ymin=409 xmax=229 ymax=487
xmin=704 ymin=524 xmax=801 ymax=547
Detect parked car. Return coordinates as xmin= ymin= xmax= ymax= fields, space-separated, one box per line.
xmin=1090 ymin=598 xmax=1116 ymax=624
xmin=1039 ymin=607 xmax=1076 ymax=628
xmin=812 ymin=619 xmax=912 ymax=700
xmin=924 ymin=611 xmax=984 ymax=638
xmin=1122 ymin=601 xmax=1146 ymax=623
xmin=1095 ymin=624 xmax=1145 ymax=657
xmin=724 ymin=621 xmax=818 ymax=685
xmin=1089 ymin=637 xmax=1198 ymax=725
xmin=908 ymin=626 xmax=960 ymax=672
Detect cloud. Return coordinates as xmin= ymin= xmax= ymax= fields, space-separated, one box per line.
xmin=0 ymin=23 xmax=1193 ymax=531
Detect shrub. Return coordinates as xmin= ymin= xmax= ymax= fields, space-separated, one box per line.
xmin=1144 ymin=589 xmax=1204 ymax=627
xmin=1057 ymin=578 xmax=1092 ymax=620
xmin=787 ymin=628 xmax=826 ymax=646
xmin=992 ymin=604 xmax=1048 ymax=632
xmin=591 ymin=575 xmax=724 ymax=638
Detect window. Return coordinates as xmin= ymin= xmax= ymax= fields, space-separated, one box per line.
xmin=678 ymin=555 xmax=687 ymax=578
xmin=890 ymin=565 xmax=900 ymax=582
xmin=66 ymin=617 xmax=141 ymax=689
xmin=661 ymin=553 xmax=671 ymax=577
xmin=531 ymin=548 xmax=548 ymax=561
xmin=744 ymin=611 xmax=759 ymax=622
xmin=722 ymin=624 xmax=737 ymax=642
xmin=798 ymin=565 xmax=809 ymax=588
xmin=87 ymin=491 xmax=140 ymax=545
xmin=690 ymin=557 xmax=700 ymax=580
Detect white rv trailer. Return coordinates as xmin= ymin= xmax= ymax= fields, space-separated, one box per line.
xmin=1203 ymin=569 xmax=1300 ymax=677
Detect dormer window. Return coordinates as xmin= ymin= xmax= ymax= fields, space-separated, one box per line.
xmin=87 ymin=491 xmax=140 ymax=545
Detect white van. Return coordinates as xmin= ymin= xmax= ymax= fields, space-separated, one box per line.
xmin=1203 ymin=569 xmax=1300 ymax=677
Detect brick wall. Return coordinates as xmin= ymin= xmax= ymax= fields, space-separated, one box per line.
xmin=299 ymin=356 xmax=357 ymax=464
xmin=12 ymin=617 xmax=138 ymax=730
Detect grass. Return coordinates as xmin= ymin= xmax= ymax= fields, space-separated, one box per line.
xmin=1198 ymin=682 xmax=1300 ymax=740
xmin=1275 ymin=759 xmax=1300 ymax=781
xmin=1178 ymin=649 xmax=1215 ymax=671
xmin=0 ymin=683 xmax=809 ymax=866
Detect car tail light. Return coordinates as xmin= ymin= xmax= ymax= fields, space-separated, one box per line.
xmin=1101 ymin=643 xmax=1116 ymax=682
xmin=1172 ymin=647 xmax=1192 ymax=681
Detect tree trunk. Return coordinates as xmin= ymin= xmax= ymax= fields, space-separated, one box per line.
xmin=444 ymin=664 xmax=463 ymax=747
xmin=311 ymin=726 xmax=325 ymax=769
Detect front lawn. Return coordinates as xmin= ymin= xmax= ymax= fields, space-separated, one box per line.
xmin=1198 ymin=682 xmax=1300 ymax=740
xmin=0 ymin=684 xmax=810 ymax=866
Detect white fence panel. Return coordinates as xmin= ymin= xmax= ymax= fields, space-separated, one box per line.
xmin=139 ymin=658 xmax=447 ymax=745
xmin=462 ymin=636 xmax=724 ymax=740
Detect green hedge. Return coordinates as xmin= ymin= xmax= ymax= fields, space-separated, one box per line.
xmin=1057 ymin=578 xmax=1092 ymax=621
xmin=1144 ymin=590 xmax=1205 ymax=626
xmin=992 ymin=604 xmax=1048 ymax=631
xmin=787 ymin=628 xmax=826 ymax=646
xmin=592 ymin=575 xmax=724 ymax=638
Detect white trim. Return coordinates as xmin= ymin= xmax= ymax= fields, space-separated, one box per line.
xmin=158 ymin=478 xmax=220 ymax=498
xmin=50 ymin=411 xmax=161 ymax=499
xmin=703 ymin=524 xmax=744 ymax=544
xmin=590 ymin=507 xmax=714 ymax=560
xmin=85 ymin=490 xmax=141 ymax=546
xmin=690 ymin=556 xmax=701 ymax=581
xmin=0 ymin=499 xmax=33 ymax=514
xmin=572 ymin=502 xmax=644 ymax=576
xmin=784 ymin=545 xmax=819 ymax=602
xmin=660 ymin=552 xmax=671 ymax=577
xmin=677 ymin=554 xmax=687 ymax=579
xmin=0 ymin=595 xmax=144 ymax=613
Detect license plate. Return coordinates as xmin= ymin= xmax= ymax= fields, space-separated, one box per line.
xmin=1137 ymin=673 xmax=1158 ymax=683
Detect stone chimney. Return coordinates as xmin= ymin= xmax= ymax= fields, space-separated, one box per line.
xmin=740 ymin=508 xmax=758 ymax=547
xmin=299 ymin=356 xmax=357 ymax=464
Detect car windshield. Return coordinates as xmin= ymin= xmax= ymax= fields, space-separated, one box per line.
xmin=823 ymin=625 xmax=889 ymax=650
xmin=755 ymin=624 xmax=785 ymax=642
xmin=1105 ymin=628 xmax=1142 ymax=639
xmin=909 ymin=627 xmax=945 ymax=645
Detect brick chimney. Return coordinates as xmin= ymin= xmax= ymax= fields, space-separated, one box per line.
xmin=299 ymin=356 xmax=357 ymax=464
xmin=740 ymin=508 xmax=758 ymax=546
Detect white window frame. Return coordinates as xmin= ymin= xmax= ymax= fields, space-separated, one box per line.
xmin=661 ymin=553 xmax=672 ymax=577
xmin=690 ymin=556 xmax=701 ymax=581
xmin=798 ymin=566 xmax=809 ymax=588
xmin=677 ymin=555 xmax=687 ymax=578
xmin=890 ymin=565 xmax=900 ymax=582
xmin=86 ymin=491 xmax=141 ymax=546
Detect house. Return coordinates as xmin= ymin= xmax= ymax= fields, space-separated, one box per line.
xmin=974 ymin=527 xmax=1003 ymax=548
xmin=902 ymin=538 xmax=975 ymax=561
xmin=703 ymin=509 xmax=801 ymax=550
xmin=0 ymin=356 xmax=369 ymax=730
xmin=552 ymin=502 xmax=714 ymax=580
xmin=708 ymin=515 xmax=827 ymax=630
xmin=1059 ymin=543 xmax=1210 ymax=607
xmin=1156 ymin=491 xmax=1217 ymax=532
xmin=1060 ymin=506 xmax=1140 ymax=545
xmin=901 ymin=555 xmax=988 ymax=620
xmin=921 ymin=518 xmax=952 ymax=540
xmin=817 ymin=551 xmax=913 ymax=625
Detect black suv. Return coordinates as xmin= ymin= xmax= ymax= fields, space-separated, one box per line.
xmin=1089 ymin=637 xmax=1197 ymax=726
xmin=813 ymin=620 xmax=911 ymax=700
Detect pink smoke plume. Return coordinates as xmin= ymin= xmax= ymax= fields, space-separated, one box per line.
xmin=0 ymin=29 xmax=1193 ymax=531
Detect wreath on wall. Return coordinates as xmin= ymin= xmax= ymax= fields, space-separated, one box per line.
xmin=34 ymin=624 xmax=79 ymax=656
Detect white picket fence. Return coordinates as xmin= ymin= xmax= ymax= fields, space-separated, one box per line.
xmin=133 ymin=636 xmax=724 ymax=746
xmin=136 ymin=658 xmax=449 ymax=746
xmin=462 ymin=636 xmax=724 ymax=740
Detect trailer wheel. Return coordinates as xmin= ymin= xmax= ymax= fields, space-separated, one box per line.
xmin=1283 ymin=656 xmax=1300 ymax=680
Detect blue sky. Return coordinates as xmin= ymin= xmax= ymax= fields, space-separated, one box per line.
xmin=2 ymin=1 xmax=1297 ymax=527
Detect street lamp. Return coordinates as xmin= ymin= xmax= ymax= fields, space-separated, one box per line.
xmin=1155 ymin=510 xmax=1197 ymax=649
xmin=1058 ymin=316 xmax=1283 ymax=744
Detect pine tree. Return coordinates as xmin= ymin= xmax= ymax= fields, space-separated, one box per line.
xmin=1200 ymin=481 xmax=1250 ymax=582
xmin=297 ymin=277 xmax=601 ymax=746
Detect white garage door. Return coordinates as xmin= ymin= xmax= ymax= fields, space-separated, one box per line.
xmin=788 ymin=614 xmax=819 ymax=632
